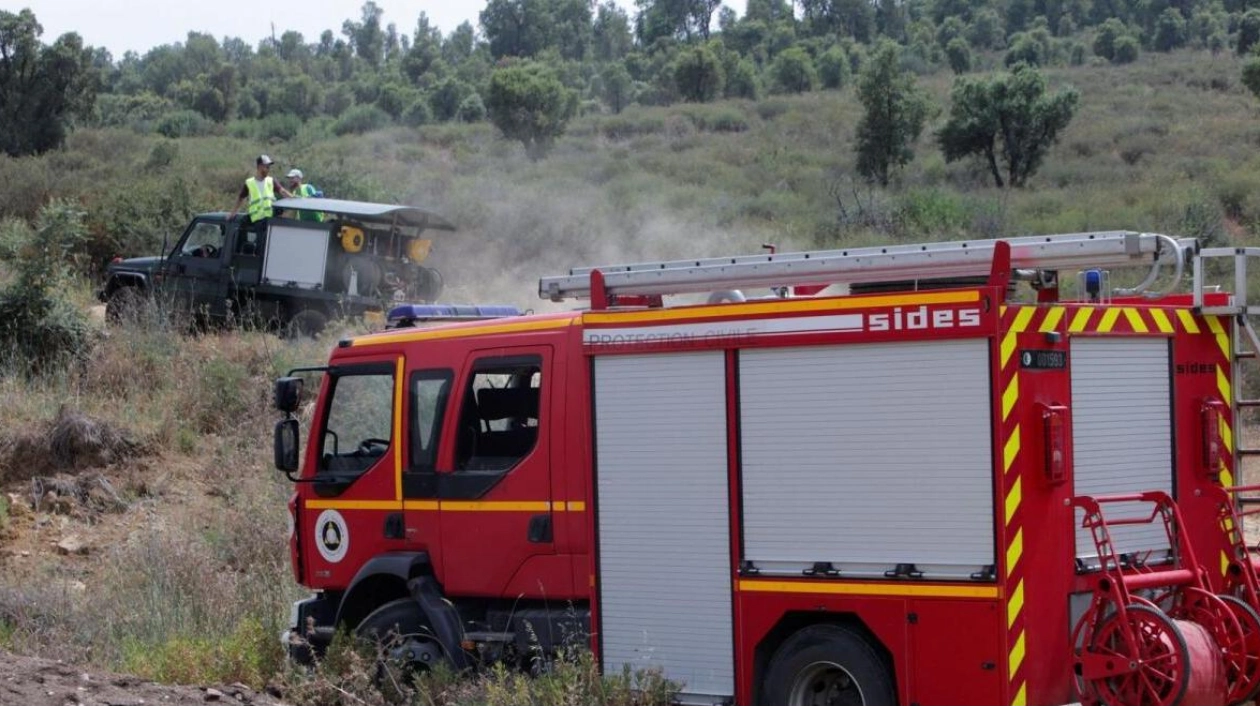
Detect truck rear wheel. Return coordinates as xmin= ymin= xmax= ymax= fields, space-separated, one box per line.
xmin=355 ymin=598 xmax=450 ymax=677
xmin=764 ymin=624 xmax=896 ymax=705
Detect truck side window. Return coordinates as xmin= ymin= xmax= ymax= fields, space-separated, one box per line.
xmin=318 ymin=366 xmax=394 ymax=477
xmin=454 ymin=356 xmax=541 ymax=473
xmin=410 ymin=370 xmax=453 ymax=473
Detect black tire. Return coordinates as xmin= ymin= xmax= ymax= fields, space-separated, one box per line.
xmin=284 ymin=308 xmax=328 ymax=339
xmin=764 ymin=624 xmax=896 ymax=706
xmin=105 ymin=285 xmax=145 ymax=324
xmin=416 ymin=266 xmax=444 ymax=302
xmin=355 ymin=598 xmax=450 ymax=675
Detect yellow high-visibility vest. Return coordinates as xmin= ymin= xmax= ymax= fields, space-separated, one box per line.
xmin=245 ymin=176 xmax=276 ymax=221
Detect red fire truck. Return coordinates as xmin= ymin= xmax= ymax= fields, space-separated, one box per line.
xmin=275 ymin=231 xmax=1260 ymax=705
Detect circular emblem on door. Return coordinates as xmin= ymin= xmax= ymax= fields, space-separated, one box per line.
xmin=314 ymin=509 xmax=349 ymax=563
xmin=1022 ymin=351 xmax=1033 ymax=366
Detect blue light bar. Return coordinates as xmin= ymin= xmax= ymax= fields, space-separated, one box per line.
xmin=386 ymin=304 xmax=524 ymax=328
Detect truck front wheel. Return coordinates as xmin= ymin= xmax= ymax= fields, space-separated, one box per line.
xmin=355 ymin=598 xmax=450 ymax=677
xmin=763 ymin=624 xmax=896 ymax=705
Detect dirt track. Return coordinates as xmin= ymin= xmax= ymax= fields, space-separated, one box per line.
xmin=0 ymin=651 xmax=275 ymax=706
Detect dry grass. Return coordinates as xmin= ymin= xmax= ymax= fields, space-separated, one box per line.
xmin=280 ymin=639 xmax=677 ymax=706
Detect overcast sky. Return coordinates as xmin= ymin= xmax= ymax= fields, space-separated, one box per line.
xmin=13 ymin=0 xmax=644 ymax=58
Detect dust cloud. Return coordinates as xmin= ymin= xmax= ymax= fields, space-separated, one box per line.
xmin=411 ymin=169 xmax=811 ymax=314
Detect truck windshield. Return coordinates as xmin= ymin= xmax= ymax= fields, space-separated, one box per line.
xmin=318 ymin=367 xmax=394 ymax=476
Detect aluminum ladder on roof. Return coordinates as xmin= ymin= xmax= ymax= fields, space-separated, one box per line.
xmin=539 ymin=231 xmax=1193 ymax=302
xmin=1193 ymin=247 xmax=1260 ymax=486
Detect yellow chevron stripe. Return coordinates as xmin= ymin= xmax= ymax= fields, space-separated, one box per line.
xmin=1218 ymin=364 xmax=1232 ymax=405
xmin=1007 ymin=528 xmax=1024 ymax=573
xmin=1223 ymin=468 xmax=1236 ymax=487
xmin=1123 ymin=308 xmax=1149 ymax=333
xmin=1013 ymin=683 xmax=1027 ymax=706
xmin=1151 ymin=309 xmax=1174 ymax=334
xmin=1039 ymin=307 xmax=1064 ymax=333
xmin=1069 ymin=307 xmax=1094 ymax=333
xmin=1007 ymin=580 xmax=1024 ymax=629
xmin=1223 ymin=418 xmax=1234 ymax=455
xmin=1177 ymin=309 xmax=1201 ymax=334
xmin=1005 ymin=478 xmax=1022 ymax=525
xmin=1009 ymin=630 xmax=1026 ymax=678
xmin=1207 ymin=316 xmax=1231 ymax=359
xmin=1004 ymin=425 xmax=1021 ymax=472
xmin=1003 ymin=375 xmax=1019 ymax=421
xmin=1001 ymin=332 xmax=1019 ymax=369
xmin=1098 ymin=308 xmax=1121 ymax=332
xmin=1011 ymin=307 xmax=1035 ymax=334
xmin=1223 ymin=550 xmax=1232 ymax=579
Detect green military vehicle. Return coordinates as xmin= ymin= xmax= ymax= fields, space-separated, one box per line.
xmin=97 ymin=198 xmax=453 ymax=336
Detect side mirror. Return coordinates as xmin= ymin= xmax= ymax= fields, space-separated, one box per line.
xmin=275 ymin=376 xmax=303 ymax=413
xmin=275 ymin=418 xmax=300 ymax=473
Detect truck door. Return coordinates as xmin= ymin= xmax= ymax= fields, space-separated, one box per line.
xmin=435 ymin=348 xmax=554 ymax=596
xmin=166 ymin=218 xmax=230 ymax=320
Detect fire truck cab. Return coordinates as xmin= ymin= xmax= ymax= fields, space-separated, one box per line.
xmin=277 ymin=232 xmax=1260 ymax=706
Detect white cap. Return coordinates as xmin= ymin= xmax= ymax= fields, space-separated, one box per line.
xmin=286 ymin=168 xmax=303 ymax=179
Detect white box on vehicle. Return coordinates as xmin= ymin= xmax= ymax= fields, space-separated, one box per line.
xmin=262 ymin=223 xmax=328 ymax=289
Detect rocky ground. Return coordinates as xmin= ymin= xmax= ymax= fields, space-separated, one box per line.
xmin=0 ymin=651 xmax=274 ymax=706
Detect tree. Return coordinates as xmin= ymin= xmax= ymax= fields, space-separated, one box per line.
xmin=342 ymin=1 xmax=385 ymax=67
xmin=674 ymin=44 xmax=723 ymax=101
xmin=593 ymin=1 xmax=634 ymax=61
xmin=1152 ymin=8 xmax=1187 ymax=51
xmin=936 ymin=63 xmax=1079 ymax=188
xmin=1243 ymin=55 xmax=1260 ymax=100
xmin=770 ymin=46 xmax=818 ymax=93
xmin=0 ymin=10 xmax=97 ymax=157
xmin=854 ymin=41 xmax=931 ymax=187
xmin=600 ymin=62 xmax=633 ymax=112
xmin=946 ymin=37 xmax=973 ymax=74
xmin=1092 ymin=18 xmax=1128 ymax=60
xmin=486 ymin=61 xmax=577 ymax=159
xmin=1240 ymin=10 xmax=1260 ymax=55
xmin=818 ymin=45 xmax=852 ymax=89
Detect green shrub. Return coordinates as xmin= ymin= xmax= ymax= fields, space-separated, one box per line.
xmin=259 ymin=112 xmax=303 ymax=141
xmin=333 ymin=105 xmax=391 ymax=136
xmin=402 ymin=98 xmax=433 ymax=127
xmin=155 ymin=110 xmax=213 ymax=139
xmin=0 ymin=201 xmax=94 ymax=377
xmin=457 ymin=93 xmax=487 ymax=123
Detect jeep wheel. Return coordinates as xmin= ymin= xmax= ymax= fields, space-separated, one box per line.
xmin=105 ymin=286 xmax=145 ymax=324
xmin=284 ymin=309 xmax=328 ymax=339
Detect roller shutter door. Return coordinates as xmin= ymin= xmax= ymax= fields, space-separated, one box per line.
xmin=1071 ymin=337 xmax=1174 ymax=564
xmin=593 ymin=352 xmax=733 ymax=701
xmin=739 ymin=340 xmax=995 ymax=579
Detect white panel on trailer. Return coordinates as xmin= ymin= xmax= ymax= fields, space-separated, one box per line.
xmin=1071 ymin=337 xmax=1174 ymax=565
xmin=593 ymin=352 xmax=733 ymax=701
xmin=739 ymin=340 xmax=995 ymax=579
xmin=262 ymin=224 xmax=328 ymax=289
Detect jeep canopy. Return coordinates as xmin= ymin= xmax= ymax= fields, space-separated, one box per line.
xmin=271 ymin=198 xmax=457 ymax=231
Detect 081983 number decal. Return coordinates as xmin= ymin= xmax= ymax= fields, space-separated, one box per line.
xmin=1020 ymin=349 xmax=1067 ymax=370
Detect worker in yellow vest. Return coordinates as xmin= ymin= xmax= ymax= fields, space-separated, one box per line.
xmin=228 ymin=154 xmax=293 ymax=240
xmin=285 ymin=168 xmax=325 ymax=222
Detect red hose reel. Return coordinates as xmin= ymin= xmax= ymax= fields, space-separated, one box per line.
xmin=1071 ymin=492 xmax=1260 ymax=705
